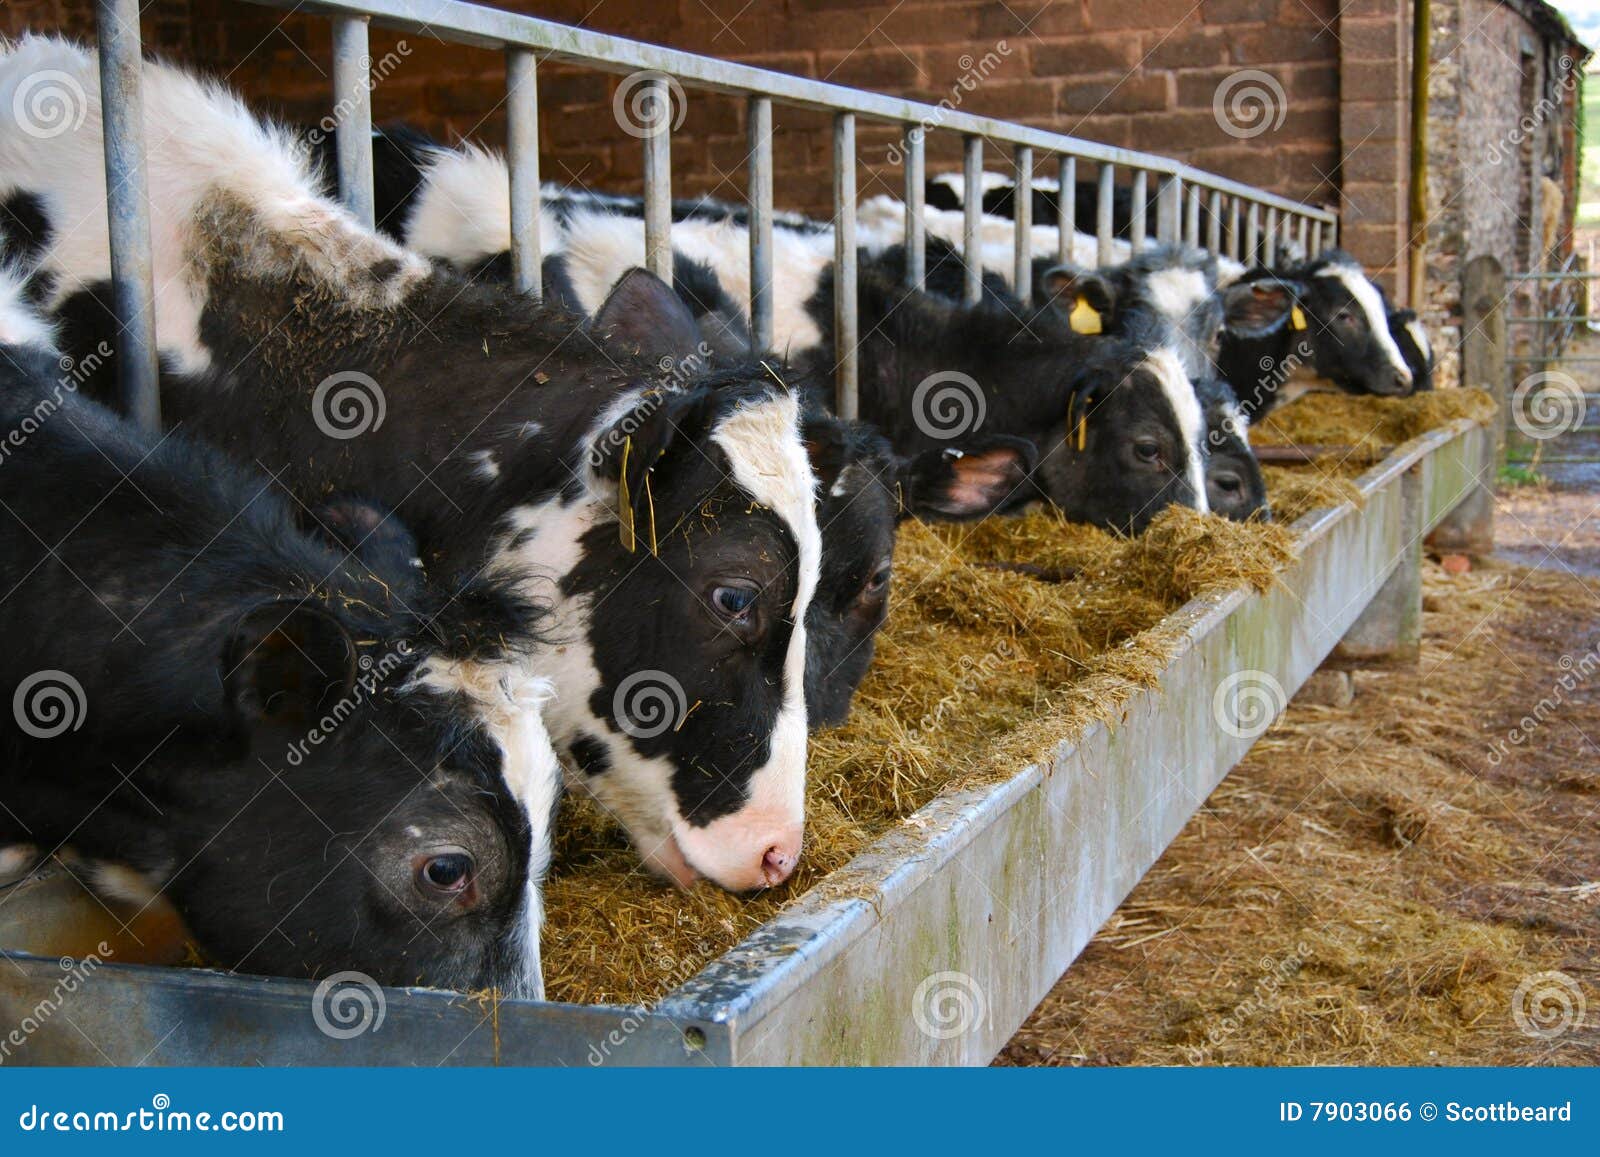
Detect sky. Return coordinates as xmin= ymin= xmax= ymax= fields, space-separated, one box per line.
xmin=1552 ymin=0 xmax=1600 ymax=48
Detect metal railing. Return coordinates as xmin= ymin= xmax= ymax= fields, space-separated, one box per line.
xmin=95 ymin=0 xmax=1339 ymax=428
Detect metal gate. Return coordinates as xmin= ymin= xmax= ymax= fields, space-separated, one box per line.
xmin=1505 ymin=256 xmax=1600 ymax=466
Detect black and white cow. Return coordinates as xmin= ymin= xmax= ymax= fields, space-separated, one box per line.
xmin=1038 ymin=249 xmax=1267 ymax=521
xmin=1216 ymin=252 xmax=1416 ymax=418
xmin=0 ymin=276 xmax=558 ymax=993
xmin=1388 ymin=308 xmax=1435 ymax=392
xmin=0 ymin=37 xmax=821 ymax=894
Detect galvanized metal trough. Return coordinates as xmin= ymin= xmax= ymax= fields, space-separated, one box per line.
xmin=0 ymin=419 xmax=1494 ymax=1066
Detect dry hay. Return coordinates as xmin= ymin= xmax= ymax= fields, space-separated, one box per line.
xmin=1001 ymin=562 xmax=1600 ymax=1066
xmin=1251 ymin=387 xmax=1498 ymax=455
xmin=540 ymin=395 xmax=1479 ymax=1009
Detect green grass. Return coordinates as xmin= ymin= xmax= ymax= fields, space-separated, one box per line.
xmin=1498 ymin=462 xmax=1546 ymax=488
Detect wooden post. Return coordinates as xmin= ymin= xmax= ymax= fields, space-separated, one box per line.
xmin=1460 ymin=255 xmax=1511 ymax=463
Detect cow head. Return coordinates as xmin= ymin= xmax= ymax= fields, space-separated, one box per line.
xmin=1220 ymin=253 xmax=1414 ymax=406
xmin=1389 ymin=308 xmax=1435 ymax=392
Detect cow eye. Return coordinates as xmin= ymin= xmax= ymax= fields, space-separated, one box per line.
xmin=416 ymin=849 xmax=475 ymax=897
xmin=862 ymin=563 xmax=892 ymax=596
xmin=710 ymin=583 xmax=758 ymax=620
xmin=1335 ymin=309 xmax=1364 ymax=330
xmin=1134 ymin=439 xmax=1162 ymax=463
xmin=1215 ymin=472 xmax=1244 ymax=495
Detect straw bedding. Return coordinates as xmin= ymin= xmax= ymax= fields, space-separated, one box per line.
xmin=540 ymin=388 xmax=1501 ymax=1008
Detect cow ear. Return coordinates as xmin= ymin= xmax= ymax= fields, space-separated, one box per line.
xmin=304 ymin=495 xmax=421 ymax=577
xmin=592 ymin=267 xmax=704 ymax=365
xmin=589 ymin=388 xmax=716 ymax=552
xmin=225 ymin=605 xmax=357 ymax=727
xmin=1222 ymin=278 xmax=1303 ymax=337
xmin=897 ymin=436 xmax=1038 ymax=522
xmin=1042 ymin=266 xmax=1115 ymax=334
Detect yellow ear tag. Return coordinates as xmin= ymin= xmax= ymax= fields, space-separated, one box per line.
xmin=1290 ymin=305 xmax=1308 ymax=331
xmin=617 ymin=437 xmax=637 ymax=553
xmin=1076 ymin=415 xmax=1088 ymax=452
xmin=1069 ymin=295 xmax=1103 ymax=335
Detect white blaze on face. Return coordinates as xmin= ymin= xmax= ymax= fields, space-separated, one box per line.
xmin=1404 ymin=318 xmax=1432 ymax=365
xmin=667 ymin=391 xmax=819 ymax=889
xmin=1143 ymin=346 xmax=1209 ymax=515
xmin=411 ymin=659 xmax=561 ymax=1001
xmin=1315 ymin=264 xmax=1412 ymax=384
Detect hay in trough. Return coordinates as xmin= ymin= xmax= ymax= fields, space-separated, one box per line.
xmin=1251 ymin=387 xmax=1498 ymax=454
xmin=1259 ymin=466 xmax=1367 ymax=525
xmin=540 ymin=393 xmax=1478 ymax=1008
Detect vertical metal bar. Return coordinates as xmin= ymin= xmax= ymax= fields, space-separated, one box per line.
xmin=1311 ymin=220 xmax=1323 ymax=258
xmin=747 ymin=97 xmax=774 ymax=353
xmin=1227 ymin=197 xmax=1241 ymax=263
xmin=506 ymin=49 xmax=541 ymax=299
xmin=1296 ymin=215 xmax=1309 ymax=260
xmin=1185 ymin=185 xmax=1201 ymax=248
xmin=1096 ymin=163 xmax=1115 ymax=268
xmin=904 ymin=127 xmax=925 ymax=290
xmin=331 ymin=16 xmax=375 ymax=228
xmin=1157 ymin=174 xmax=1181 ymax=243
xmin=641 ymin=76 xmax=673 ymax=284
xmin=1130 ymin=170 xmax=1148 ymax=249
xmin=1246 ymin=203 xmax=1261 ymax=266
xmin=95 ymin=0 xmax=160 ymax=432
xmin=962 ymin=135 xmax=983 ymax=303
xmin=1264 ymin=206 xmax=1279 ymax=266
xmin=1207 ymin=190 xmax=1222 ymax=255
xmin=833 ymin=113 xmax=858 ymax=420
xmin=1013 ymin=145 xmax=1032 ymax=304
xmin=1327 ymin=216 xmax=1338 ymax=251
xmin=1057 ymin=156 xmax=1075 ymax=267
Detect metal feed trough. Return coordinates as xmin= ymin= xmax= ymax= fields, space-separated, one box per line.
xmin=0 ymin=0 xmax=1456 ymax=1066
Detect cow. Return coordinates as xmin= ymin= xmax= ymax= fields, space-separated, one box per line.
xmin=1389 ymin=308 xmax=1435 ymax=392
xmin=1038 ymin=249 xmax=1267 ymax=521
xmin=1216 ymin=252 xmax=1416 ymax=418
xmin=0 ymin=36 xmax=821 ymax=894
xmin=0 ymin=274 xmax=559 ymax=994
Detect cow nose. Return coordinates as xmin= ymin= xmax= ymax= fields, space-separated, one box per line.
xmin=761 ymin=839 xmax=800 ymax=886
